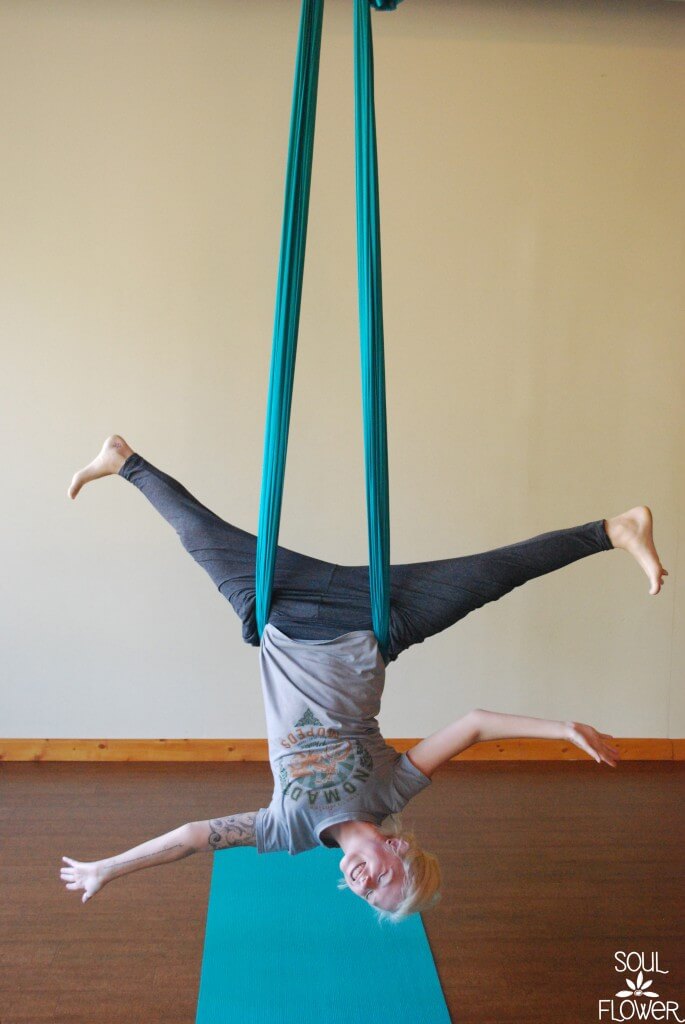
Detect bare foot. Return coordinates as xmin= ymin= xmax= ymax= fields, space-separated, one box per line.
xmin=60 ymin=856 xmax=110 ymax=904
xmin=605 ymin=506 xmax=668 ymax=596
xmin=68 ymin=435 xmax=134 ymax=499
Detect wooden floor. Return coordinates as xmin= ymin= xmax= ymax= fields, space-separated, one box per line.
xmin=1 ymin=760 xmax=683 ymax=1024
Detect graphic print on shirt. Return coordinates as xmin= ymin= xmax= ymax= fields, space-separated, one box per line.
xmin=278 ymin=708 xmax=373 ymax=808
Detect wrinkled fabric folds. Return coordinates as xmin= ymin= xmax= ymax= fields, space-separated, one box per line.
xmin=256 ymin=0 xmax=401 ymax=656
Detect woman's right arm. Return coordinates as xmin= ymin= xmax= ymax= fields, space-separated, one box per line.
xmin=60 ymin=811 xmax=260 ymax=904
xmin=188 ymin=812 xmax=258 ymax=852
xmin=97 ymin=811 xmax=259 ymax=880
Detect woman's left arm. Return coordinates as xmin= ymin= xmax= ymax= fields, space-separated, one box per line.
xmin=474 ymin=708 xmax=621 ymax=766
xmin=405 ymin=708 xmax=620 ymax=778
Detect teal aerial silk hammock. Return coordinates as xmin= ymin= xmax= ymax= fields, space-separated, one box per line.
xmin=256 ymin=0 xmax=403 ymax=656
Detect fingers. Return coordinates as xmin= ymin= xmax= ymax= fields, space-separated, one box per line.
xmin=60 ymin=859 xmax=80 ymax=887
xmin=580 ymin=742 xmax=604 ymax=764
xmin=598 ymin=732 xmax=621 ymax=758
xmin=571 ymin=724 xmax=621 ymax=766
xmin=598 ymin=745 xmax=620 ymax=767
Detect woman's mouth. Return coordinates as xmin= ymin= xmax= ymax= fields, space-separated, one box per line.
xmin=350 ymin=861 xmax=366 ymax=882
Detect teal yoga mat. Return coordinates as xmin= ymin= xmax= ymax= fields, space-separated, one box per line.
xmin=195 ymin=847 xmax=451 ymax=1023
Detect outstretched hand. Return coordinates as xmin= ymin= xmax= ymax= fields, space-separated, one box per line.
xmin=565 ymin=721 xmax=621 ymax=766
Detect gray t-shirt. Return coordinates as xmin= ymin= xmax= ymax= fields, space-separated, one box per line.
xmin=255 ymin=623 xmax=432 ymax=856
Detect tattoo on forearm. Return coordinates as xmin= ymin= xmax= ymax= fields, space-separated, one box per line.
xmin=207 ymin=813 xmax=257 ymax=850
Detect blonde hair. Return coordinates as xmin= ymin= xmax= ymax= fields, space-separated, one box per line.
xmin=337 ymin=814 xmax=442 ymax=924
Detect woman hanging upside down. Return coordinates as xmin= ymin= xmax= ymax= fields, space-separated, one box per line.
xmin=60 ymin=435 xmax=668 ymax=922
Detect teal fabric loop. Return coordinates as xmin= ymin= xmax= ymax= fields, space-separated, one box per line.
xmin=255 ymin=0 xmax=324 ymax=639
xmin=354 ymin=0 xmax=390 ymax=654
xmin=256 ymin=0 xmax=397 ymax=656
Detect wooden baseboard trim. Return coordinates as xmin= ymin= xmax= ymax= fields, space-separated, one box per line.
xmin=0 ymin=737 xmax=682 ymax=762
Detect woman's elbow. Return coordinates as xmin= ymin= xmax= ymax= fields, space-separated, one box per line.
xmin=184 ymin=820 xmax=210 ymax=853
xmin=468 ymin=708 xmax=486 ymax=744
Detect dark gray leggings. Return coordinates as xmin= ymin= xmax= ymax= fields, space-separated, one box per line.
xmin=119 ymin=453 xmax=613 ymax=665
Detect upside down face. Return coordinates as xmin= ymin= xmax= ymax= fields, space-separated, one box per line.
xmin=340 ymin=835 xmax=409 ymax=912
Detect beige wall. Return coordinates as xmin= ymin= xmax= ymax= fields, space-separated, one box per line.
xmin=2 ymin=0 xmax=683 ymax=740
